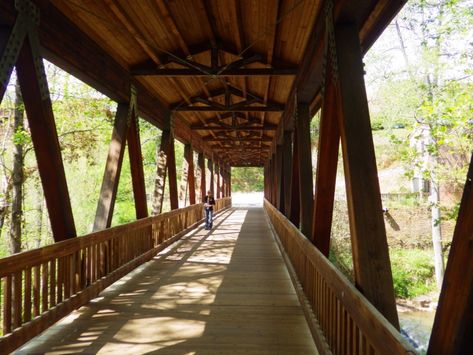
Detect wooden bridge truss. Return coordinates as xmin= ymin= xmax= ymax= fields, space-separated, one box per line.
xmin=0 ymin=0 xmax=471 ymax=353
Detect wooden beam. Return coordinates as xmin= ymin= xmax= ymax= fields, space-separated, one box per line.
xmin=151 ymin=130 xmax=170 ymax=215
xmin=215 ymin=164 xmax=221 ymax=199
xmin=276 ymin=145 xmax=284 ymax=212
xmin=185 ymin=144 xmax=196 ymax=205
xmin=178 ymin=145 xmax=189 ymax=206
xmin=335 ymin=23 xmax=398 ymax=328
xmin=93 ymin=103 xmax=128 ymax=231
xmin=175 ymin=106 xmax=283 ymax=113
xmin=127 ymin=108 xmax=148 ymax=219
xmin=207 ymin=159 xmax=214 ymax=196
xmin=203 ymin=136 xmax=273 ymax=142
xmin=167 ymin=134 xmax=179 ymax=210
xmin=131 ymin=67 xmax=297 ymax=77
xmin=191 ymin=124 xmax=277 ymax=131
xmin=428 ymin=154 xmax=473 ymax=354
xmin=282 ymin=131 xmax=293 ymax=217
xmin=296 ymin=103 xmax=313 ymax=238
xmin=16 ymin=35 xmax=76 ymax=242
xmin=312 ymin=59 xmax=340 ymax=256
xmin=197 ymin=152 xmax=206 ymax=203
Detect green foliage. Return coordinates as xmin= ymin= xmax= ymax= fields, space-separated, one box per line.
xmin=390 ymin=249 xmax=436 ymax=298
xmin=231 ymin=167 xmax=264 ymax=192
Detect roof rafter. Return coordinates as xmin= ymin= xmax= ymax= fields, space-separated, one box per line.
xmin=130 ymin=41 xmax=297 ymax=77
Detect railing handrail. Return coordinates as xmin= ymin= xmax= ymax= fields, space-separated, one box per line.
xmin=0 ymin=197 xmax=231 ymax=353
xmin=264 ymin=199 xmax=415 ymax=354
xmin=0 ymin=203 xmax=207 ymax=277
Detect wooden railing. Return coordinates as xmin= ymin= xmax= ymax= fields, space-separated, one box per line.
xmin=0 ymin=197 xmax=231 ymax=353
xmin=264 ymin=200 xmax=416 ymax=355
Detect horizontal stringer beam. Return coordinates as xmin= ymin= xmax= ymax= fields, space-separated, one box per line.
xmin=173 ymin=86 xmax=284 ymax=113
xmin=131 ymin=42 xmax=298 ymax=77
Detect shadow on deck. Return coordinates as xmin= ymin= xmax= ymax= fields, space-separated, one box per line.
xmin=17 ymin=208 xmax=317 ymax=354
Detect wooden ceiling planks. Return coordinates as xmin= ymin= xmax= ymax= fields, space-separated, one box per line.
xmin=46 ymin=0 xmax=319 ymax=164
xmin=0 ymin=0 xmax=406 ymax=166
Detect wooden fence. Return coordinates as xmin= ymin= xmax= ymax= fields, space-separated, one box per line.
xmin=264 ymin=199 xmax=416 ymax=355
xmin=0 ymin=197 xmax=231 ymax=353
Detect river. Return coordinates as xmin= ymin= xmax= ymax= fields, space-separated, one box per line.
xmin=399 ymin=310 xmax=435 ymax=354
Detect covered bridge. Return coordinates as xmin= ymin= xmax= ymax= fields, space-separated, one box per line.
xmin=0 ymin=0 xmax=471 ymax=353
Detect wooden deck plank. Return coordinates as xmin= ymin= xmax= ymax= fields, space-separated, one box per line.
xmin=16 ymin=208 xmax=318 ymax=354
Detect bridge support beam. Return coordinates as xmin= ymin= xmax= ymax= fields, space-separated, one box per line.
xmin=178 ymin=150 xmax=188 ymax=206
xmin=216 ymin=163 xmax=221 ymax=199
xmin=197 ymin=153 xmax=206 ymax=202
xmin=127 ymin=106 xmax=148 ymax=219
xmin=3 ymin=12 xmax=77 ymax=241
xmin=185 ymin=144 xmax=196 ymax=205
xmin=334 ymin=23 xmax=398 ymax=328
xmin=296 ymin=103 xmax=313 ymax=238
xmin=152 ymin=129 xmax=170 ymax=214
xmin=282 ymin=131 xmax=293 ymax=217
xmin=167 ymin=134 xmax=178 ymax=210
xmin=289 ymin=130 xmax=300 ymax=227
xmin=94 ymin=104 xmax=129 ymax=230
xmin=312 ymin=56 xmax=340 ymax=256
xmin=276 ymin=145 xmax=284 ymax=213
xmin=208 ymin=159 xmax=214 ymax=195
xmin=428 ymin=154 xmax=473 ymax=354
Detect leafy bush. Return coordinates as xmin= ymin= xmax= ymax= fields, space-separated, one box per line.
xmin=390 ymin=249 xmax=436 ymax=298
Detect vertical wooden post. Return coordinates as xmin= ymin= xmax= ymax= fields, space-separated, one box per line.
xmin=152 ymin=129 xmax=170 ymax=215
xmin=289 ymin=129 xmax=300 ymax=227
xmin=268 ymin=154 xmax=275 ymax=205
xmin=184 ymin=144 xmax=196 ymax=205
xmin=282 ymin=131 xmax=293 ymax=217
xmin=228 ymin=168 xmax=232 ymax=197
xmin=296 ymin=103 xmax=313 ymax=238
xmin=93 ymin=104 xmax=128 ymax=231
xmin=428 ymin=155 xmax=473 ymax=354
xmin=198 ymin=152 xmax=206 ymax=202
xmin=276 ymin=145 xmax=284 ymax=212
xmin=216 ymin=163 xmax=221 ymax=198
xmin=16 ymin=36 xmax=76 ymax=241
xmin=127 ymin=107 xmax=148 ymax=219
xmin=221 ymin=167 xmax=226 ymax=198
xmin=167 ymin=134 xmax=178 ymax=210
xmin=312 ymin=58 xmax=340 ymax=256
xmin=335 ymin=23 xmax=398 ymax=328
xmin=264 ymin=164 xmax=268 ymax=200
xmin=208 ymin=159 xmax=214 ymax=195
xmin=179 ymin=146 xmax=190 ymax=206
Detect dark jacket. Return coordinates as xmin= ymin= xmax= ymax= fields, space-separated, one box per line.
xmin=204 ymin=196 xmax=215 ymax=210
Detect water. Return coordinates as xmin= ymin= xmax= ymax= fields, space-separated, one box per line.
xmin=399 ymin=311 xmax=435 ymax=354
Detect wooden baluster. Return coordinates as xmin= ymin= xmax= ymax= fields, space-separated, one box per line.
xmin=33 ymin=266 xmax=40 ymax=317
xmin=75 ymin=251 xmax=81 ymax=292
xmin=12 ymin=271 xmax=22 ymax=329
xmin=86 ymin=246 xmax=92 ymax=285
xmin=57 ymin=257 xmax=63 ymax=303
xmin=3 ymin=275 xmax=12 ymax=334
xmin=69 ymin=254 xmax=74 ymax=295
xmin=41 ymin=263 xmax=49 ymax=313
xmin=49 ymin=259 xmax=56 ymax=308
xmin=64 ymin=256 xmax=70 ymax=299
xmin=24 ymin=268 xmax=32 ymax=323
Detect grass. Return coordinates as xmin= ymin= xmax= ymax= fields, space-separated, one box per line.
xmin=330 ymin=244 xmax=437 ymax=299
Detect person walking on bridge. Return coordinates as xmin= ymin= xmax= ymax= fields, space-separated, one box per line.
xmin=204 ymin=190 xmax=215 ymax=230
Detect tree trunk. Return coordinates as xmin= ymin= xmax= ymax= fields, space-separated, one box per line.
xmin=34 ymin=179 xmax=44 ymax=248
xmin=430 ymin=172 xmax=444 ymax=288
xmin=9 ymin=78 xmax=24 ymax=254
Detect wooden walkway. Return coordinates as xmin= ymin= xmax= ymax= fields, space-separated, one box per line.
xmin=17 ymin=208 xmax=317 ymax=354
